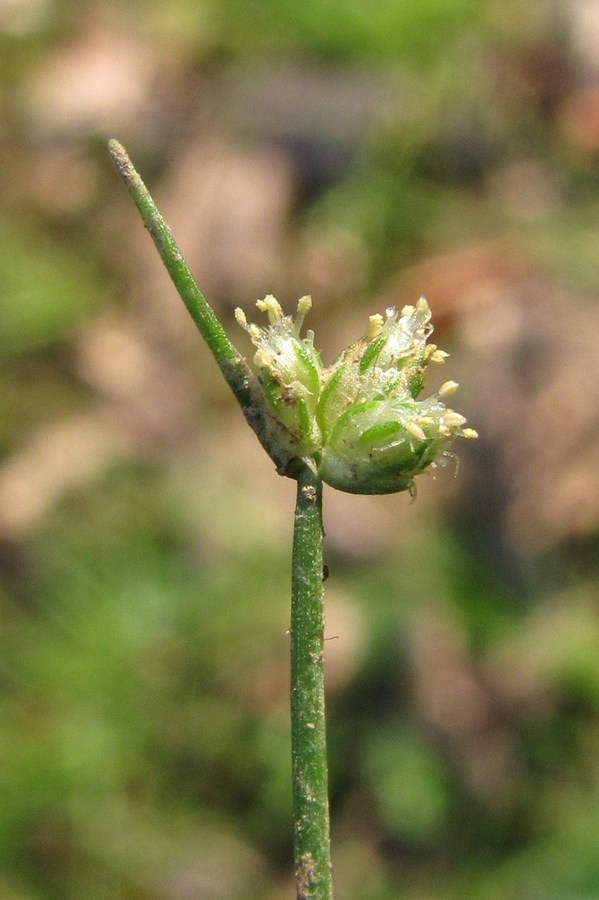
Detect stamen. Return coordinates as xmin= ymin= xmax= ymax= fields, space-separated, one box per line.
xmin=438 ymin=380 xmax=459 ymax=397
xmin=295 ymin=295 xmax=312 ymax=333
xmin=367 ymin=314 xmax=384 ymax=339
xmin=442 ymin=410 xmax=467 ymax=429
xmin=297 ymin=295 xmax=312 ymax=315
xmin=406 ymin=421 xmax=426 ymax=441
xmin=256 ymin=295 xmax=283 ymax=324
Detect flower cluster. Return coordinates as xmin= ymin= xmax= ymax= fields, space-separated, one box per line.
xmin=235 ymin=295 xmax=477 ymax=494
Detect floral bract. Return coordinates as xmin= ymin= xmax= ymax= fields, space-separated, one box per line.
xmin=235 ymin=295 xmax=477 ymax=495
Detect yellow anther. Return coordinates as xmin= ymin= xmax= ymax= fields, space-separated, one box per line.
xmin=297 ymin=295 xmax=312 ymax=316
xmin=254 ymin=348 xmax=272 ymax=368
xmin=295 ymin=295 xmax=312 ymax=333
xmin=256 ymin=294 xmax=283 ymax=324
xmin=406 ymin=421 xmax=426 ymax=441
xmin=442 ymin=411 xmax=467 ymax=429
xmin=367 ymin=314 xmax=384 ymax=339
xmin=438 ymin=380 xmax=459 ymax=397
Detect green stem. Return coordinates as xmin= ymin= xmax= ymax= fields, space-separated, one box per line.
xmin=291 ymin=464 xmax=332 ymax=899
xmin=107 ymin=139 xmax=300 ymax=476
xmin=107 ymin=139 xmax=252 ymax=410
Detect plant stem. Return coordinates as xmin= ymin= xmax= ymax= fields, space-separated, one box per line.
xmin=291 ymin=464 xmax=332 ymax=899
xmin=107 ymin=139 xmax=300 ymax=476
xmin=107 ymin=139 xmax=252 ymax=409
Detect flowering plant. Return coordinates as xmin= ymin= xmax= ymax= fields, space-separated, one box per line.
xmin=109 ymin=139 xmax=477 ymax=899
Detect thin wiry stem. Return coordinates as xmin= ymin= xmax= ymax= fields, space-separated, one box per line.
xmin=291 ymin=464 xmax=332 ymax=898
xmin=107 ymin=139 xmax=295 ymax=476
xmin=108 ymin=140 xmax=248 ymax=397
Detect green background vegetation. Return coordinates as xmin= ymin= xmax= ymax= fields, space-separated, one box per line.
xmin=3 ymin=0 xmax=599 ymax=896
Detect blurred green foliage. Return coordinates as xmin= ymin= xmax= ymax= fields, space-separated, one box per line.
xmin=0 ymin=218 xmax=97 ymax=357
xmin=3 ymin=0 xmax=599 ymax=897
xmin=204 ymin=0 xmax=485 ymax=63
